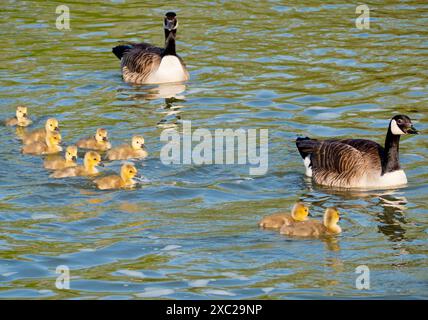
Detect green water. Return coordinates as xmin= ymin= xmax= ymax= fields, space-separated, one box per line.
xmin=0 ymin=0 xmax=427 ymax=299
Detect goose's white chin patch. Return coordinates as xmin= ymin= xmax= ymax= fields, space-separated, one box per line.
xmin=390 ymin=120 xmax=406 ymax=135
xmin=147 ymin=55 xmax=187 ymax=84
xmin=303 ymin=156 xmax=312 ymax=177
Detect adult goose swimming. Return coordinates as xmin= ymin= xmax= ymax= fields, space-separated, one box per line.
xmin=112 ymin=12 xmax=189 ymax=84
xmin=296 ymin=115 xmax=419 ymax=189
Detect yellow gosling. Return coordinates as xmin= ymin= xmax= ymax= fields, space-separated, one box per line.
xmin=94 ymin=164 xmax=138 ymax=190
xmin=280 ymin=207 xmax=342 ymax=237
xmin=50 ymin=151 xmax=103 ymax=178
xmin=5 ymin=106 xmax=32 ymax=127
xmin=22 ymin=118 xmax=59 ymax=145
xmin=106 ymin=135 xmax=148 ymax=161
xmin=22 ymin=131 xmax=62 ymax=155
xmin=76 ymin=128 xmax=111 ymax=151
xmin=44 ymin=145 xmax=78 ymax=170
xmin=259 ymin=202 xmax=309 ymax=229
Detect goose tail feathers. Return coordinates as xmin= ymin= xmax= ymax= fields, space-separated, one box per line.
xmin=112 ymin=45 xmax=133 ymax=60
xmin=296 ymin=137 xmax=319 ymax=159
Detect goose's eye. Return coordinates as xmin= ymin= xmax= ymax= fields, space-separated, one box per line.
xmin=397 ymin=119 xmax=403 ymax=124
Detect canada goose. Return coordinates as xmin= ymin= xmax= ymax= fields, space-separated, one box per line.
xmin=5 ymin=106 xmax=32 ymax=127
xmin=76 ymin=128 xmax=111 ymax=151
xmin=112 ymin=11 xmax=189 ymax=84
xmin=105 ymin=135 xmax=148 ymax=161
xmin=296 ymin=115 xmax=419 ymax=189
xmin=50 ymin=151 xmax=103 ymax=178
xmin=280 ymin=207 xmax=342 ymax=237
xmin=44 ymin=145 xmax=78 ymax=170
xmin=22 ymin=131 xmax=62 ymax=155
xmin=259 ymin=202 xmax=309 ymax=229
xmin=94 ymin=164 xmax=138 ymax=190
xmin=22 ymin=118 xmax=59 ymax=145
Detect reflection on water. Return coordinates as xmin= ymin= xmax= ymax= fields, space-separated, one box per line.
xmin=0 ymin=1 xmax=427 ymax=299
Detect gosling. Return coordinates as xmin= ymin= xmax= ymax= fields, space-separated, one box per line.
xmin=44 ymin=145 xmax=78 ymax=170
xmin=76 ymin=128 xmax=111 ymax=151
xmin=105 ymin=135 xmax=148 ymax=161
xmin=280 ymin=207 xmax=342 ymax=237
xmin=22 ymin=131 xmax=62 ymax=155
xmin=22 ymin=118 xmax=59 ymax=145
xmin=5 ymin=106 xmax=32 ymax=127
xmin=50 ymin=151 xmax=103 ymax=178
xmin=94 ymin=164 xmax=138 ymax=190
xmin=259 ymin=202 xmax=309 ymax=229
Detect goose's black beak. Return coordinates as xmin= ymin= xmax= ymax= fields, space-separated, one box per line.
xmin=23 ymin=113 xmax=27 ymax=118
xmin=406 ymin=125 xmax=419 ymax=134
xmin=103 ymin=137 xmax=107 ymax=141
xmin=54 ymin=127 xmax=59 ymax=131
xmin=72 ymin=156 xmax=77 ymax=161
xmin=98 ymin=162 xmax=105 ymax=167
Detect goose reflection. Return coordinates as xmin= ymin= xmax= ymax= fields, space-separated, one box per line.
xmin=116 ymin=83 xmax=186 ymax=129
xmin=299 ymin=185 xmax=409 ymax=243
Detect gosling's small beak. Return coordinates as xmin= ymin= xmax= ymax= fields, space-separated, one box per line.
xmin=72 ymin=156 xmax=77 ymax=161
xmin=406 ymin=125 xmax=419 ymax=135
xmin=23 ymin=113 xmax=27 ymax=118
xmin=102 ymin=137 xmax=107 ymax=141
xmin=141 ymin=144 xmax=146 ymax=149
xmin=54 ymin=127 xmax=59 ymax=131
xmin=98 ymin=162 xmax=105 ymax=167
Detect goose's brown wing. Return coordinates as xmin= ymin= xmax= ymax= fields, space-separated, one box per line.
xmin=310 ymin=141 xmax=371 ymax=187
xmin=121 ymin=45 xmax=162 ymax=74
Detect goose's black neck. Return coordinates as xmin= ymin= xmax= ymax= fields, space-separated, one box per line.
xmin=163 ymin=29 xmax=176 ymax=56
xmin=382 ymin=125 xmax=401 ymax=174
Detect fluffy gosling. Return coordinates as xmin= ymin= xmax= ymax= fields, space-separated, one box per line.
xmin=280 ymin=207 xmax=342 ymax=237
xmin=50 ymin=151 xmax=103 ymax=178
xmin=5 ymin=106 xmax=32 ymax=127
xmin=105 ymin=135 xmax=148 ymax=161
xmin=44 ymin=145 xmax=78 ymax=170
xmin=22 ymin=131 xmax=62 ymax=155
xmin=22 ymin=118 xmax=59 ymax=145
xmin=94 ymin=164 xmax=138 ymax=190
xmin=259 ymin=202 xmax=310 ymax=229
xmin=76 ymin=128 xmax=111 ymax=151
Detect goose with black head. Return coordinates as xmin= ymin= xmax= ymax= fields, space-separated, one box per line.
xmin=295 ymin=115 xmax=419 ymax=189
xmin=112 ymin=12 xmax=189 ymax=84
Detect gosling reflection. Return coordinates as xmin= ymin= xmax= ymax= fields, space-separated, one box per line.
xmin=324 ymin=237 xmax=341 ymax=252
